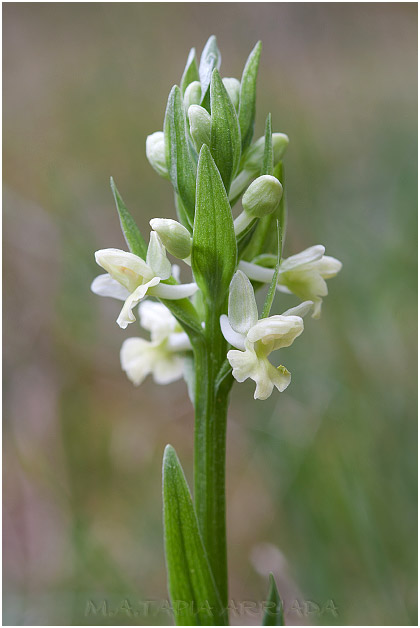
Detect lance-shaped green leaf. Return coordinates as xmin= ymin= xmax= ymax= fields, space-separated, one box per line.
xmin=181 ymin=48 xmax=200 ymax=95
xmin=210 ymin=69 xmax=241 ymax=192
xmin=163 ymin=445 xmax=226 ymax=626
xmin=262 ymin=573 xmax=284 ymax=626
xmin=191 ymin=145 xmax=237 ymax=306
xmin=261 ymin=113 xmax=274 ymax=176
xmin=110 ymin=177 xmax=147 ymax=259
xmin=164 ymin=86 xmax=197 ymax=226
xmin=238 ymin=41 xmax=262 ymax=151
xmin=199 ymin=35 xmax=221 ymax=111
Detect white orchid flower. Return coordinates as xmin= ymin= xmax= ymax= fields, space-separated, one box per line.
xmin=120 ymin=301 xmax=192 ymax=386
xmin=91 ymin=232 xmax=197 ymax=329
xmin=239 ymin=245 xmax=342 ymax=318
xmin=220 ymin=271 xmax=313 ymax=400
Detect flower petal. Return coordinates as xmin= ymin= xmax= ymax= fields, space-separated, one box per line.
xmin=90 ymin=274 xmax=130 ymax=301
xmin=252 ymin=360 xmax=275 ymax=400
xmin=247 ymin=315 xmax=304 ymax=352
xmin=120 ymin=337 xmax=155 ymax=386
xmin=153 ymin=354 xmax=185 ymax=384
xmin=139 ymin=301 xmax=177 ymax=341
xmin=166 ymin=332 xmax=192 ymax=352
xmin=117 ymin=277 xmax=161 ymax=329
xmin=227 ymin=346 xmax=258 ymax=383
xmin=278 ymin=269 xmax=328 ymax=302
xmin=282 ymin=300 xmax=314 ymax=318
xmin=227 ymin=344 xmax=290 ymax=400
xmin=279 ymin=245 xmax=325 ymax=272
xmin=238 ymin=260 xmax=276 ymax=283
xmin=150 ymin=282 xmax=198 ymax=300
xmin=95 ymin=248 xmax=153 ymax=291
xmin=146 ymin=232 xmax=172 ymax=280
xmin=171 ymin=264 xmax=181 ymax=283
xmin=317 ymin=255 xmax=342 ymax=278
xmin=228 ymin=270 xmax=258 ymax=335
xmin=220 ymin=314 xmax=246 ymax=350
xmin=265 ymin=363 xmax=291 ymax=395
xmin=312 ymin=298 xmax=323 ymax=319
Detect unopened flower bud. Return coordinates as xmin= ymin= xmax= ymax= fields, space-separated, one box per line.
xmin=146 ymin=131 xmax=168 ymax=178
xmin=222 ymin=77 xmax=241 ymax=111
xmin=150 ymin=218 xmax=192 ymax=259
xmin=242 ymin=175 xmax=283 ymax=218
xmin=188 ymin=105 xmax=211 ymax=151
xmin=242 ymin=133 xmax=289 ymax=172
xmin=183 ymin=81 xmax=202 ymax=109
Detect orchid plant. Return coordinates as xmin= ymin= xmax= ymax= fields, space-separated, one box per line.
xmin=91 ymin=36 xmax=341 ymax=626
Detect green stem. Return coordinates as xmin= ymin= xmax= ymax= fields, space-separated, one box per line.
xmin=193 ymin=301 xmax=232 ymax=623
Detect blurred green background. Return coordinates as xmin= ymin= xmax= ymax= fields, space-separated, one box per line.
xmin=3 ymin=3 xmax=417 ymax=626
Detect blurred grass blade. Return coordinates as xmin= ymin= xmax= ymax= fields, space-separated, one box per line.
xmin=164 ymin=86 xmax=197 ymax=226
xmin=191 ymin=145 xmax=237 ymax=306
xmin=163 ymin=445 xmax=226 ymax=626
xmin=261 ymin=114 xmax=273 ymax=176
xmin=181 ymin=48 xmax=199 ymax=94
xmin=199 ymin=35 xmax=221 ymax=111
xmin=262 ymin=573 xmax=284 ymax=626
xmin=210 ymin=69 xmax=241 ymax=192
xmin=238 ymin=41 xmax=262 ymax=151
xmin=110 ymin=177 xmax=147 ymax=259
xmin=261 ymin=219 xmax=280 ymax=318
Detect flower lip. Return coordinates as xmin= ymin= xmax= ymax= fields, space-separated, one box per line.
xmin=116 ymin=277 xmax=161 ymax=329
xmin=227 ymin=342 xmax=292 ymax=400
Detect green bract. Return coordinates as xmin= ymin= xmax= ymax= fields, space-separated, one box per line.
xmin=210 ymin=69 xmax=241 ymax=192
xmin=199 ymin=35 xmax=222 ymax=110
xmin=181 ymin=47 xmax=199 ymax=95
xmin=164 ymin=85 xmax=197 ymax=227
xmin=238 ymin=41 xmax=262 ymax=151
xmin=191 ymin=145 xmax=237 ymax=306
